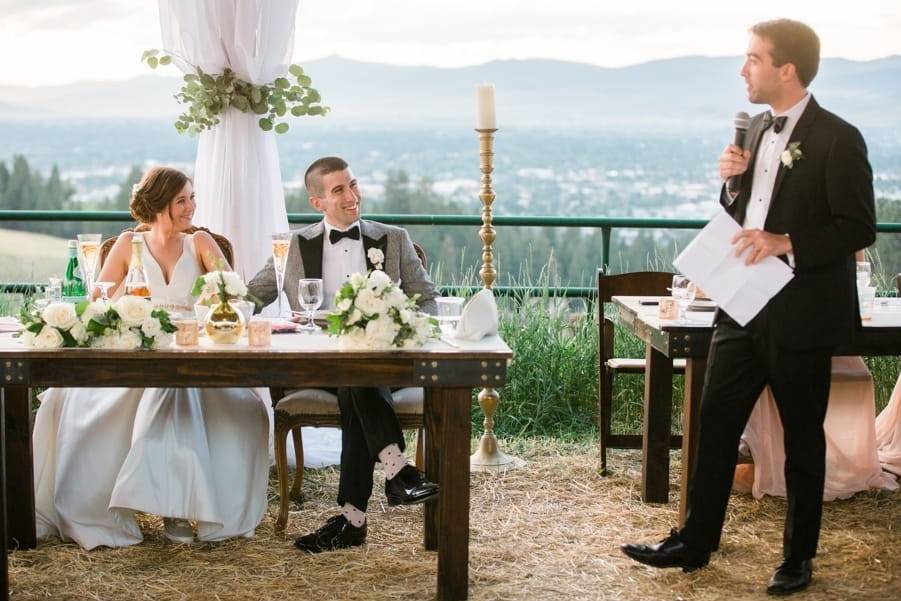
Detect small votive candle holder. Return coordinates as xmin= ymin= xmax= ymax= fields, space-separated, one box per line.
xmin=248 ymin=318 xmax=271 ymax=347
xmin=658 ymin=298 xmax=678 ymax=320
xmin=174 ymin=319 xmax=199 ymax=346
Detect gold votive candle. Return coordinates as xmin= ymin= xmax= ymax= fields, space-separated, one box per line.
xmin=248 ymin=318 xmax=271 ymax=347
xmin=174 ymin=319 xmax=199 ymax=346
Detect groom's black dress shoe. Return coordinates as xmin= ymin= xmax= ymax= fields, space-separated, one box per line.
xmin=620 ymin=529 xmax=711 ymax=573
xmin=385 ymin=465 xmax=439 ymax=506
xmin=293 ymin=515 xmax=366 ymax=553
xmin=766 ymin=558 xmax=812 ymax=596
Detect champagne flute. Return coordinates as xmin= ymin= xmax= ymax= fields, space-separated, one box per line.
xmin=77 ymin=234 xmax=102 ymax=300
xmin=271 ymin=233 xmax=291 ymax=318
xmin=671 ymin=275 xmax=696 ymax=324
xmin=297 ymin=278 xmax=323 ymax=333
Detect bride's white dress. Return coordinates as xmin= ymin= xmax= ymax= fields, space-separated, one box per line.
xmin=32 ymin=233 xmax=270 ymax=549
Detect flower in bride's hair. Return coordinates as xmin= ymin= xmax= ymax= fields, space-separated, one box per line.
xmin=132 ymin=183 xmax=142 ymax=196
xmin=41 ymin=302 xmax=77 ymax=330
xmin=114 ymin=294 xmax=153 ymax=327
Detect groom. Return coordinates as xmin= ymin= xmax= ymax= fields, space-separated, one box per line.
xmin=248 ymin=156 xmax=439 ymax=552
xmin=621 ymin=19 xmax=875 ymax=595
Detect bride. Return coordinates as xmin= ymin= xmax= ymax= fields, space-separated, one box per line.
xmin=32 ymin=166 xmax=269 ymax=549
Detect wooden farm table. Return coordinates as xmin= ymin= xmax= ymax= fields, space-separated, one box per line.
xmin=0 ymin=331 xmax=512 ymax=601
xmin=611 ymin=295 xmax=901 ymax=524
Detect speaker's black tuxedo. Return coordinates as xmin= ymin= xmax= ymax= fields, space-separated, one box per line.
xmin=680 ymin=96 xmax=876 ymax=560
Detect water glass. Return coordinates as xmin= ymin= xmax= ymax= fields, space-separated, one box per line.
xmin=671 ymin=275 xmax=696 ymax=323
xmin=436 ymin=296 xmax=465 ymax=335
xmin=298 ymin=278 xmax=323 ymax=333
xmin=859 ymin=285 xmax=876 ymax=321
xmin=228 ymin=299 xmax=254 ymax=330
xmin=46 ymin=276 xmax=63 ymax=303
xmin=856 ymin=261 xmax=871 ymax=289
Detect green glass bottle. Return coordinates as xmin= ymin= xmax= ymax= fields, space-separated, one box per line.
xmin=63 ymin=240 xmax=86 ymax=300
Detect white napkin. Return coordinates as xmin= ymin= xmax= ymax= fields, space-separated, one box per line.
xmin=453 ymin=289 xmax=499 ymax=341
xmin=0 ymin=317 xmax=23 ymax=333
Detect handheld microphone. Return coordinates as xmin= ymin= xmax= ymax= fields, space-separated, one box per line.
xmin=726 ymin=112 xmax=751 ymax=198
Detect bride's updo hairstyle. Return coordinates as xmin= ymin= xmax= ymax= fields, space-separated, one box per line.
xmin=130 ymin=166 xmax=190 ymax=224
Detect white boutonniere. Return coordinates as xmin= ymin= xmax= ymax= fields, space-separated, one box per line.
xmin=780 ymin=142 xmax=803 ymax=169
xmin=367 ymin=247 xmax=385 ymax=270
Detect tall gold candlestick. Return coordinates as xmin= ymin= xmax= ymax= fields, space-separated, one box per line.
xmin=470 ymin=128 xmax=525 ymax=472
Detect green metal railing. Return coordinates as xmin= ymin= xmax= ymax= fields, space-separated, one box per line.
xmin=3 ymin=210 xmax=900 ymax=297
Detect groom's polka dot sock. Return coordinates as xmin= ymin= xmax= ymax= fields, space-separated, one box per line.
xmin=378 ymin=444 xmax=408 ymax=481
xmin=341 ymin=503 xmax=366 ymax=527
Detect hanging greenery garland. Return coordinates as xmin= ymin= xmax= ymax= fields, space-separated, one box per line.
xmin=141 ymin=49 xmax=329 ymax=135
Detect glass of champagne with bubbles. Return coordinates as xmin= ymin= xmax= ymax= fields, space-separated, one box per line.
xmin=271 ymin=232 xmax=292 ymax=318
xmin=77 ymin=234 xmax=102 ymax=300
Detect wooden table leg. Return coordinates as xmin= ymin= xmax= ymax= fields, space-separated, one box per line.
xmin=435 ymin=387 xmax=471 ymax=601
xmin=423 ymin=387 xmax=441 ymax=551
xmin=641 ymin=344 xmax=673 ymax=503
xmin=2 ymin=388 xmax=8 ymax=601
xmin=679 ymin=358 xmax=706 ymax=527
xmin=4 ymin=387 xmax=34 ymax=550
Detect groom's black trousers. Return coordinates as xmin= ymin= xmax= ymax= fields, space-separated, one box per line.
xmin=679 ymin=313 xmax=832 ymax=561
xmin=333 ymin=386 xmax=406 ymax=512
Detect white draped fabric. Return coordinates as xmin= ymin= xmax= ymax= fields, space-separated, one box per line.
xmin=158 ymin=0 xmax=297 ymax=279
xmin=158 ymin=1 xmax=341 ymax=470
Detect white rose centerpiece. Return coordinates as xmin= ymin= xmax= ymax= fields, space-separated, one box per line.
xmin=327 ymin=268 xmax=438 ymax=350
xmin=18 ymin=296 xmax=175 ymax=350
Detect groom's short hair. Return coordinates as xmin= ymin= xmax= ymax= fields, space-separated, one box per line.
xmin=305 ymin=156 xmax=349 ymax=197
xmin=751 ymin=19 xmax=820 ymax=87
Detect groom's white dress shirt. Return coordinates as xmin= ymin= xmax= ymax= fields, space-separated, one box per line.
xmin=321 ymin=219 xmax=366 ymax=310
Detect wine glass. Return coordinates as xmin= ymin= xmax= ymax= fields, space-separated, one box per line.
xmin=856 ymin=261 xmax=872 ymax=289
xmin=297 ymin=278 xmax=323 ymax=333
xmin=94 ymin=281 xmax=115 ymax=302
xmin=671 ymin=275 xmax=696 ymax=324
xmin=271 ymin=233 xmax=292 ymax=318
xmin=77 ymin=234 xmax=102 ymax=301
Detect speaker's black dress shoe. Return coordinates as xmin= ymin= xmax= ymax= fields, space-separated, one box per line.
xmin=620 ymin=528 xmax=711 ymax=572
xmin=385 ymin=465 xmax=439 ymax=506
xmin=293 ymin=515 xmax=366 ymax=553
xmin=766 ymin=558 xmax=812 ymax=595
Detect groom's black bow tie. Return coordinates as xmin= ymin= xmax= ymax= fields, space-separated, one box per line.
xmin=762 ymin=113 xmax=788 ymax=134
xmin=329 ymin=225 xmax=361 ymax=244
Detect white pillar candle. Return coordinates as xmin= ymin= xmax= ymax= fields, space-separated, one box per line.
xmin=476 ymin=84 xmax=496 ymax=130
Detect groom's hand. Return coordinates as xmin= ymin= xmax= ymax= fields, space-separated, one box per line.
xmin=731 ymin=229 xmax=792 ymax=265
xmin=719 ymin=144 xmax=751 ymax=182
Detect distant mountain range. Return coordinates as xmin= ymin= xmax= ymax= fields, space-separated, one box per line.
xmin=1 ymin=55 xmax=900 ymax=129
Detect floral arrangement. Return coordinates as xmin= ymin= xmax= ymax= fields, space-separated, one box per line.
xmin=141 ymin=49 xmax=328 ymax=135
xmin=327 ymin=255 xmax=439 ymax=350
xmin=192 ymin=270 xmax=248 ymax=305
xmin=18 ymin=297 xmax=176 ymax=350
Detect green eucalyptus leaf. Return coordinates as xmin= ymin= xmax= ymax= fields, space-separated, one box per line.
xmin=275 ymin=102 xmax=286 ymax=117
xmin=251 ymin=87 xmax=262 ymax=104
xmin=288 ymin=64 xmax=304 ymax=77
xmin=159 ymin=55 xmax=172 ymax=66
xmin=231 ymin=95 xmax=249 ymax=111
xmin=306 ymin=89 xmax=321 ymax=103
xmin=259 ymin=118 xmax=273 ymax=131
xmin=253 ymin=101 xmax=268 ymax=115
xmin=308 ymin=106 xmax=324 ymax=116
xmin=291 ymin=105 xmax=307 ymax=116
xmin=274 ymin=123 xmax=289 ymax=134
xmin=298 ymin=74 xmax=312 ymax=86
xmin=147 ymin=56 xmax=159 ymax=69
xmin=274 ymin=77 xmax=290 ymax=90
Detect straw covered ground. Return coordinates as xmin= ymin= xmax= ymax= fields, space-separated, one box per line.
xmin=10 ymin=439 xmax=901 ymax=600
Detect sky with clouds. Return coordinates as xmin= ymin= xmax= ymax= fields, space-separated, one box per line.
xmin=1 ymin=0 xmax=899 ymax=86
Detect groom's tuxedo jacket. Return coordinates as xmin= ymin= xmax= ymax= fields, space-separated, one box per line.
xmin=719 ymin=96 xmax=876 ymax=349
xmin=248 ymin=219 xmax=438 ymax=314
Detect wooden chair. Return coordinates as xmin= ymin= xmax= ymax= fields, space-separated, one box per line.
xmin=597 ymin=268 xmax=685 ymax=475
xmin=99 ymin=225 xmax=235 ymax=268
xmin=269 ymin=243 xmax=428 ymax=532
